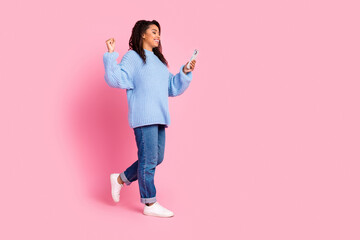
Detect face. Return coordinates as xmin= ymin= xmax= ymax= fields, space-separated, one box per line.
xmin=142 ymin=24 xmax=160 ymax=49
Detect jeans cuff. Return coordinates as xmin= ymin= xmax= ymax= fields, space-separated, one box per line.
xmin=141 ymin=196 xmax=157 ymax=204
xmin=120 ymin=172 xmax=131 ymax=186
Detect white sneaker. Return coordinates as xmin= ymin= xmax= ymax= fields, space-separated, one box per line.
xmin=110 ymin=173 xmax=123 ymax=203
xmin=143 ymin=202 xmax=174 ymax=217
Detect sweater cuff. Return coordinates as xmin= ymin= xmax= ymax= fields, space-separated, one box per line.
xmin=103 ymin=51 xmax=119 ymax=62
xmin=180 ymin=64 xmax=193 ymax=81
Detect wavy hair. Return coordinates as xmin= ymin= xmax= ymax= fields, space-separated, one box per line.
xmin=128 ymin=20 xmax=168 ymax=67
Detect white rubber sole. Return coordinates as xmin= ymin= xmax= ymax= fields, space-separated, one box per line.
xmin=143 ymin=211 xmax=174 ymax=218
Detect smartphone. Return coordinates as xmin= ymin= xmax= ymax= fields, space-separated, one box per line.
xmin=186 ymin=49 xmax=199 ymax=69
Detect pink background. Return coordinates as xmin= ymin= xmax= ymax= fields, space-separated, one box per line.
xmin=1 ymin=0 xmax=359 ymax=239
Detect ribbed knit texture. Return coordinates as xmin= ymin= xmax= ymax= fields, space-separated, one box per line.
xmin=103 ymin=48 xmax=193 ymax=128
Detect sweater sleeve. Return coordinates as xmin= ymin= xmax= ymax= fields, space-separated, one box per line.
xmin=103 ymin=51 xmax=136 ymax=89
xmin=168 ymin=64 xmax=193 ymax=97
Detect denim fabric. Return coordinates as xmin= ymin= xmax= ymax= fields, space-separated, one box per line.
xmin=120 ymin=124 xmax=165 ymax=204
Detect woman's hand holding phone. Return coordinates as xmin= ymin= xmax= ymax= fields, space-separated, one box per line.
xmin=183 ymin=59 xmax=196 ymax=74
xmin=183 ymin=49 xmax=198 ymax=74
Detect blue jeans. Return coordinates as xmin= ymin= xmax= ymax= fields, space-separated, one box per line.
xmin=119 ymin=124 xmax=166 ymax=204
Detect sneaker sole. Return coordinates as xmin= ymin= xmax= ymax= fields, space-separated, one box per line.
xmin=110 ymin=174 xmax=120 ymax=203
xmin=143 ymin=211 xmax=174 ymax=218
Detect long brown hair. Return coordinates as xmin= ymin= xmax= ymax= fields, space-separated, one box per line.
xmin=128 ymin=20 xmax=169 ymax=67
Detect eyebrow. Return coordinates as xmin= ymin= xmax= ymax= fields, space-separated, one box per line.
xmin=152 ymin=29 xmax=158 ymax=32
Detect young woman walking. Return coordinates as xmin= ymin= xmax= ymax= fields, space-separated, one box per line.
xmin=103 ymin=20 xmax=196 ymax=217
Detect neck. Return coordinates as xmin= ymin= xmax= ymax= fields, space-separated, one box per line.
xmin=143 ymin=45 xmax=153 ymax=52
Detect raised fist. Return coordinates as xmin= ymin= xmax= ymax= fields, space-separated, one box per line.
xmin=105 ymin=38 xmax=116 ymax=53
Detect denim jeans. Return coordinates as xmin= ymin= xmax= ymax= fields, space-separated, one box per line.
xmin=119 ymin=124 xmax=166 ymax=204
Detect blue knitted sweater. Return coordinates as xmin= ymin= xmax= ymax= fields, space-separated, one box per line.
xmin=103 ymin=48 xmax=193 ymax=128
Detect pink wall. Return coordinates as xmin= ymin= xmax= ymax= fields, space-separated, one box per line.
xmin=1 ymin=0 xmax=359 ymax=239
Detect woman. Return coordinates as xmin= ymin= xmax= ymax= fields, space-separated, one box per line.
xmin=103 ymin=20 xmax=196 ymax=218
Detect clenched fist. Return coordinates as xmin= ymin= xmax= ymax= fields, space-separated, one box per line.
xmin=105 ymin=38 xmax=116 ymax=53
